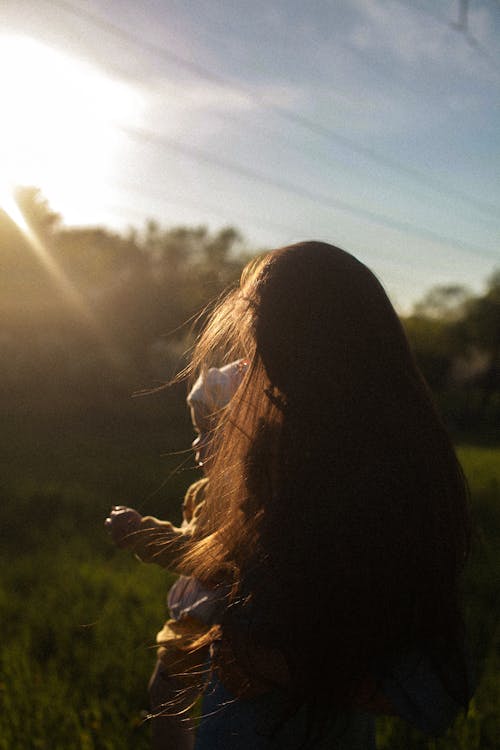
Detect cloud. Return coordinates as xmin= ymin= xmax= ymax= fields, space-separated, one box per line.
xmin=348 ymin=0 xmax=498 ymax=80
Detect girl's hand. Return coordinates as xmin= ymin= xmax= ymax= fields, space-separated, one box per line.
xmin=105 ymin=506 xmax=142 ymax=548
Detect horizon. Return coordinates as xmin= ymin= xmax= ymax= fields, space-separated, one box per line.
xmin=1 ymin=0 xmax=499 ymax=311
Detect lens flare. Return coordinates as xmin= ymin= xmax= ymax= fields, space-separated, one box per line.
xmin=1 ymin=183 xmax=92 ymax=319
xmin=1 ymin=184 xmax=128 ymax=372
xmin=0 ymin=34 xmax=142 ymax=224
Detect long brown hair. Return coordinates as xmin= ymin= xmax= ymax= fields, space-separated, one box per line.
xmin=183 ymin=242 xmax=470 ymax=721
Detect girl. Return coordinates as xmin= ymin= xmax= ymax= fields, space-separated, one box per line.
xmin=176 ymin=241 xmax=472 ymax=748
xmin=106 ymin=360 xmax=246 ymax=750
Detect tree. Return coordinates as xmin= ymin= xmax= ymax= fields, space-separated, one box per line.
xmin=462 ymin=271 xmax=500 ymax=409
xmin=14 ymin=186 xmax=61 ymax=237
xmin=404 ymin=271 xmax=500 ymax=432
xmin=413 ymin=284 xmax=470 ymax=321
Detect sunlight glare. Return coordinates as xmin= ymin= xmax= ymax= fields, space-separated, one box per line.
xmin=0 ymin=180 xmax=30 ymax=234
xmin=0 ymin=180 xmax=95 ymax=324
xmin=0 ymin=35 xmax=142 ymax=222
xmin=0 ymin=181 xmax=129 ymax=372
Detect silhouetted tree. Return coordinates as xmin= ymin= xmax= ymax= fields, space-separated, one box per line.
xmin=1 ymin=185 xmax=497 ymax=433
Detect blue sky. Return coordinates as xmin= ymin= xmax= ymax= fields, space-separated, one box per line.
xmin=1 ymin=0 xmax=499 ymax=310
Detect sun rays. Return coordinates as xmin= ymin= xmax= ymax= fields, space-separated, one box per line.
xmin=0 ymin=34 xmax=144 ymax=370
xmin=0 ymin=34 xmax=141 ymax=224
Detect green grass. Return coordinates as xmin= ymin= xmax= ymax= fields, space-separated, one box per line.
xmin=0 ymin=432 xmax=498 ymax=749
xmin=0 ymin=548 xmax=170 ymax=749
xmin=0 ymin=414 xmax=193 ymax=750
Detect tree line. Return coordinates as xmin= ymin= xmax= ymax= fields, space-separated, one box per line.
xmin=1 ymin=187 xmax=498 ymax=436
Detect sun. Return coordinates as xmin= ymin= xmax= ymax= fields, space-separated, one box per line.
xmin=0 ymin=34 xmax=142 ymax=223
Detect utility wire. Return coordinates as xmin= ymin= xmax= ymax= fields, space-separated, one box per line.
xmin=111 ymin=179 xmax=312 ymax=241
xmin=43 ymin=0 xmax=500 ymax=220
xmin=102 ymin=178 xmax=473 ymax=282
xmin=99 ymin=188 xmax=458 ymax=295
xmin=120 ymin=124 xmax=498 ymax=262
xmin=104 ymin=58 xmax=498 ymax=231
xmin=111 ymin=92 xmax=497 ymax=233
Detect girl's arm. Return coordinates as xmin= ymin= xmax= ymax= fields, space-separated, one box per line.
xmin=105 ymin=478 xmax=208 ymax=572
xmin=106 ymin=507 xmax=194 ymax=571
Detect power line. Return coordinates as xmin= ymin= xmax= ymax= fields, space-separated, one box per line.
xmin=106 ymin=61 xmax=497 ymax=232
xmin=42 ymin=0 xmax=500 ymax=220
xmin=110 ymin=179 xmax=314 ymax=241
xmin=84 ymin=179 xmax=493 ymax=309
xmin=101 ymin=176 xmax=484 ymax=282
xmin=112 ymin=92 xmax=497 ymax=233
xmin=85 ymin=183 xmax=474 ymax=290
xmin=267 ymin=105 xmax=499 ymax=219
xmin=120 ymin=124 xmax=498 ymax=262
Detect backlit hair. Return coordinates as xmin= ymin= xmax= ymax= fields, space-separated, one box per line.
xmin=182 ymin=242 xmax=471 ymax=727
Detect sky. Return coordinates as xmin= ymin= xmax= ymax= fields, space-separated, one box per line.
xmin=1 ymin=0 xmax=499 ymax=310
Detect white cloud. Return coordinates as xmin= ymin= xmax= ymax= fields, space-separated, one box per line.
xmin=348 ymin=0 xmax=498 ymax=80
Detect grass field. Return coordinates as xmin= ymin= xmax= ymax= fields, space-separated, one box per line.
xmin=0 ymin=423 xmax=498 ymax=749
